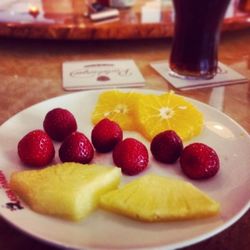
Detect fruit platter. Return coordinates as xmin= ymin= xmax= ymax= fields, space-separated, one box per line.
xmin=0 ymin=89 xmax=249 ymax=250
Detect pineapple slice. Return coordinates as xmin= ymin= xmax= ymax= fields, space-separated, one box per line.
xmin=100 ymin=174 xmax=220 ymax=222
xmin=10 ymin=163 xmax=121 ymax=221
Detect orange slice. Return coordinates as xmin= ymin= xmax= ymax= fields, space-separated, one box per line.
xmin=91 ymin=90 xmax=141 ymax=131
xmin=135 ymin=92 xmax=204 ymax=141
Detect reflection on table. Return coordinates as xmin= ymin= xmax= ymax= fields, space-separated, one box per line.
xmin=0 ymin=0 xmax=250 ymax=39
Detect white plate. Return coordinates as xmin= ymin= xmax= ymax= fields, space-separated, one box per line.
xmin=0 ymin=89 xmax=249 ymax=250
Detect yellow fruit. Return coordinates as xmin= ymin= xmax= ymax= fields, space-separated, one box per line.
xmin=91 ymin=90 xmax=141 ymax=131
xmin=135 ymin=92 xmax=204 ymax=141
xmin=10 ymin=163 xmax=121 ymax=221
xmin=100 ymin=174 xmax=220 ymax=222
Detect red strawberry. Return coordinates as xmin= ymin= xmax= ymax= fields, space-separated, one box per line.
xmin=91 ymin=118 xmax=123 ymax=153
xmin=150 ymin=130 xmax=183 ymax=164
xmin=180 ymin=143 xmax=220 ymax=179
xmin=43 ymin=108 xmax=77 ymax=142
xmin=59 ymin=131 xmax=94 ymax=164
xmin=18 ymin=129 xmax=55 ymax=167
xmin=112 ymin=138 xmax=149 ymax=176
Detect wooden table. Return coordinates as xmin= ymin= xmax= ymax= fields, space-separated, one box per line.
xmin=0 ymin=0 xmax=250 ymax=40
xmin=0 ymin=27 xmax=249 ymax=250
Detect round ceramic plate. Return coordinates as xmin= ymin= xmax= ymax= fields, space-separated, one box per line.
xmin=0 ymin=89 xmax=249 ymax=250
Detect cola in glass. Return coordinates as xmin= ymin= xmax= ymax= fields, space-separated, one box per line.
xmin=170 ymin=0 xmax=230 ymax=79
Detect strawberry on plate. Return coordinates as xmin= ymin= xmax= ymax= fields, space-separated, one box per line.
xmin=180 ymin=143 xmax=220 ymax=179
xmin=59 ymin=132 xmax=94 ymax=164
xmin=112 ymin=138 xmax=149 ymax=176
xmin=43 ymin=108 xmax=77 ymax=142
xmin=150 ymin=130 xmax=183 ymax=164
xmin=91 ymin=118 xmax=123 ymax=153
xmin=17 ymin=129 xmax=55 ymax=167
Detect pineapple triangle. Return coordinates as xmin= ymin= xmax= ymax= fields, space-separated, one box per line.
xmin=10 ymin=163 xmax=121 ymax=221
xmin=100 ymin=174 xmax=220 ymax=222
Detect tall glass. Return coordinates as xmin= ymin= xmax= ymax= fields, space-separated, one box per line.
xmin=170 ymin=0 xmax=230 ymax=80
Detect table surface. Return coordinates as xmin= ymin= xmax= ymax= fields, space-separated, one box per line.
xmin=0 ymin=27 xmax=250 ymax=249
xmin=0 ymin=0 xmax=250 ymax=40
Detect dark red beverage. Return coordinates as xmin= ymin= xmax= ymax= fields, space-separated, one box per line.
xmin=170 ymin=0 xmax=230 ymax=79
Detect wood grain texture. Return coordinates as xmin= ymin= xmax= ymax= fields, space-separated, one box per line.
xmin=0 ymin=0 xmax=249 ymax=40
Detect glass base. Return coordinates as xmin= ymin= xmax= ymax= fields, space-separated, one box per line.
xmin=168 ymin=69 xmax=216 ymax=80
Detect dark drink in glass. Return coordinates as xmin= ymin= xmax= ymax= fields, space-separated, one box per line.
xmin=170 ymin=0 xmax=230 ymax=79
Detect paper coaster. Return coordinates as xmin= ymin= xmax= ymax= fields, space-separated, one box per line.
xmin=150 ymin=60 xmax=248 ymax=90
xmin=62 ymin=59 xmax=145 ymax=91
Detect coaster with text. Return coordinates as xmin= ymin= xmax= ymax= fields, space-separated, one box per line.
xmin=150 ymin=60 xmax=248 ymax=90
xmin=62 ymin=59 xmax=145 ymax=90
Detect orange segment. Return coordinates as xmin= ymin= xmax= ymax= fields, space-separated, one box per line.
xmin=91 ymin=90 xmax=141 ymax=131
xmin=135 ymin=92 xmax=204 ymax=141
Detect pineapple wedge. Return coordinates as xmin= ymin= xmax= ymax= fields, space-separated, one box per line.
xmin=100 ymin=174 xmax=220 ymax=222
xmin=10 ymin=163 xmax=121 ymax=221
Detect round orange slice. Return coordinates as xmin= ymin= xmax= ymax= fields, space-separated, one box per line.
xmin=135 ymin=92 xmax=204 ymax=141
xmin=91 ymin=90 xmax=141 ymax=131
